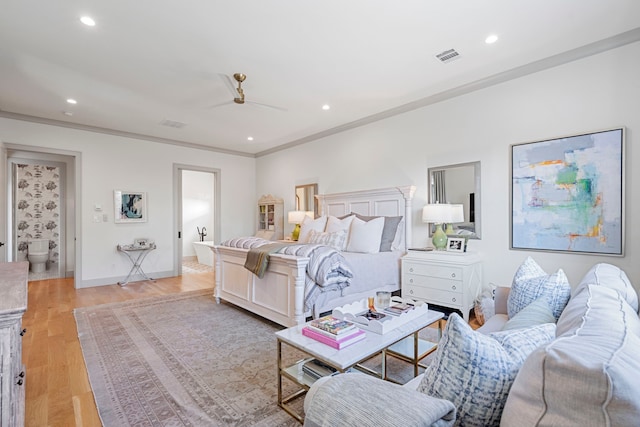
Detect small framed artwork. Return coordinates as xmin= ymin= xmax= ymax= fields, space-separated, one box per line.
xmin=446 ymin=237 xmax=465 ymax=253
xmin=114 ymin=190 xmax=147 ymax=223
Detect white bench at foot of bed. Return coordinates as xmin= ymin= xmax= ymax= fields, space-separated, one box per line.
xmin=213 ymin=245 xmax=309 ymax=327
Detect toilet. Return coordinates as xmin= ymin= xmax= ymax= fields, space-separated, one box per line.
xmin=28 ymin=239 xmax=49 ymax=273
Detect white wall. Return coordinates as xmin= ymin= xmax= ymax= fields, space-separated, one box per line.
xmin=182 ymin=170 xmax=215 ymax=257
xmin=256 ymin=41 xmax=640 ymax=292
xmin=0 ymin=118 xmax=256 ymax=287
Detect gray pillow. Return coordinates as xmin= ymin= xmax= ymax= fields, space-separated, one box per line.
xmin=351 ymin=213 xmax=402 ymax=252
xmin=502 ymin=297 xmax=556 ymax=331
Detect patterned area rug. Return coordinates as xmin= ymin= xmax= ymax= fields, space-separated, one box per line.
xmin=182 ymin=260 xmax=214 ymax=274
xmin=75 ymin=290 xmax=441 ymax=426
xmin=74 ymin=290 xmax=301 ymax=426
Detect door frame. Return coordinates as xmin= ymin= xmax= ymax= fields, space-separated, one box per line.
xmin=172 ymin=163 xmax=220 ymax=276
xmin=2 ymin=143 xmax=82 ymax=283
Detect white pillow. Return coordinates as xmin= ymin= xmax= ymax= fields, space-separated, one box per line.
xmin=307 ymin=229 xmax=347 ymax=251
xmin=346 ymin=216 xmax=384 ymax=253
xmin=325 ymin=215 xmax=354 ymax=234
xmin=298 ymin=215 xmax=328 ymax=243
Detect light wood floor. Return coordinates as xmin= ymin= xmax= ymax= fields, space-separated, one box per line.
xmin=21 ymin=271 xmax=214 ymax=427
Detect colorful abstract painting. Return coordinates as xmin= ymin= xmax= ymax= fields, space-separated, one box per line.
xmin=511 ymin=128 xmax=623 ymax=255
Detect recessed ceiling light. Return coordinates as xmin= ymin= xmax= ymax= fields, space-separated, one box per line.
xmin=247 ymin=136 xmax=254 ymax=141
xmin=80 ymin=16 xmax=96 ymax=26
xmin=485 ymin=34 xmax=498 ymax=44
xmin=322 ymin=104 xmax=330 ymax=111
xmin=66 ymin=98 xmax=77 ymax=104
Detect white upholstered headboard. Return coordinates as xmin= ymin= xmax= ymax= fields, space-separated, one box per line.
xmin=316 ymin=185 xmax=416 ymax=250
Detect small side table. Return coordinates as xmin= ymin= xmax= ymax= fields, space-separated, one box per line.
xmin=116 ymin=243 xmax=156 ymax=286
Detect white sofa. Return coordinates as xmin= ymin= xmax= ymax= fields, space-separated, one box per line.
xmin=303 ymin=263 xmax=640 ymax=427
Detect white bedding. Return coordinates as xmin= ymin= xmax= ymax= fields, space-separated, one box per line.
xmin=306 ymin=250 xmax=403 ymax=317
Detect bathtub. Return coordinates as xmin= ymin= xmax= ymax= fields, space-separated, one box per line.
xmin=192 ymin=241 xmax=215 ymax=266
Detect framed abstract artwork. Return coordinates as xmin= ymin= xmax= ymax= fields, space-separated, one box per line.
xmin=510 ymin=128 xmax=624 ymax=256
xmin=114 ymin=190 xmax=147 ymax=223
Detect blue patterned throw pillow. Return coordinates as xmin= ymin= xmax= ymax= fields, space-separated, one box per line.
xmin=507 ymin=257 xmax=571 ymax=320
xmin=417 ymin=313 xmax=556 ymax=427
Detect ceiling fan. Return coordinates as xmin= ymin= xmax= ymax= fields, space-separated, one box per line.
xmin=209 ymin=73 xmax=287 ymax=112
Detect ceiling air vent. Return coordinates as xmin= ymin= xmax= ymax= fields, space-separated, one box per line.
xmin=435 ymin=49 xmax=461 ymax=64
xmin=160 ymin=119 xmax=186 ymax=129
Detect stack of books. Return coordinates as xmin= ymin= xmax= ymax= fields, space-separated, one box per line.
xmin=302 ymin=359 xmax=337 ymax=379
xmin=302 ymin=315 xmax=366 ymax=349
xmin=383 ymin=302 xmax=414 ymax=316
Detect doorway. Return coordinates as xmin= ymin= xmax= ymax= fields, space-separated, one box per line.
xmin=3 ymin=145 xmax=80 ymax=283
xmin=173 ymin=164 xmax=220 ymax=276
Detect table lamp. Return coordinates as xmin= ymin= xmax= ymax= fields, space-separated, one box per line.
xmin=288 ymin=211 xmax=312 ymax=241
xmin=445 ymin=204 xmax=465 ymax=235
xmin=422 ymin=204 xmax=452 ymax=250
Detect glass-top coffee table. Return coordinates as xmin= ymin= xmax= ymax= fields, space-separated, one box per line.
xmin=275 ymin=308 xmax=444 ymax=423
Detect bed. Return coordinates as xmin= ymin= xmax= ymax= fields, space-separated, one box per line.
xmin=212 ymin=185 xmax=416 ymax=327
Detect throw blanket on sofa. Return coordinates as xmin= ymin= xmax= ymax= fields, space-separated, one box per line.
xmin=221 ymin=237 xmax=354 ymax=311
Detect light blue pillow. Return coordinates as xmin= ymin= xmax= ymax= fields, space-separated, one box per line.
xmin=508 ymin=257 xmax=571 ymax=320
xmin=418 ymin=313 xmax=556 ymax=427
xmin=502 ymin=297 xmax=556 ymax=331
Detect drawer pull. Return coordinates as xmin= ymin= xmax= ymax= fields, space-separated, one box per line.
xmin=409 ymin=268 xmax=414 ymax=272
xmin=409 ymin=279 xmax=413 ymax=283
xmin=409 ymin=289 xmax=414 ymax=294
xmin=452 ymin=297 xmax=457 ymax=302
xmin=451 ymin=285 xmax=457 ymax=290
xmin=450 ymin=273 xmax=456 ymax=278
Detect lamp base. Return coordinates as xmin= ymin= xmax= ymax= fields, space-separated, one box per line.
xmin=432 ymin=224 xmax=447 ymax=250
xmin=291 ymin=224 xmax=301 ymax=241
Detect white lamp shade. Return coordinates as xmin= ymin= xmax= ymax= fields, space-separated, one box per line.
xmin=288 ymin=210 xmax=312 ymax=224
xmin=422 ymin=204 xmax=451 ymax=223
xmin=450 ymin=204 xmax=464 ymax=223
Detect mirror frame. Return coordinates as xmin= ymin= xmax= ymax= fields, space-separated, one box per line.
xmin=295 ymin=183 xmax=318 ymax=218
xmin=428 ymin=161 xmax=481 ymax=239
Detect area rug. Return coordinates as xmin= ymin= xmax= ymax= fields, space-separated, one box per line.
xmin=74 ymin=290 xmax=301 ymax=426
xmin=75 ymin=290 xmax=440 ymax=426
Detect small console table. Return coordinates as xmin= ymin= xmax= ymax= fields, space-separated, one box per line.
xmin=116 ymin=243 xmax=157 ymax=286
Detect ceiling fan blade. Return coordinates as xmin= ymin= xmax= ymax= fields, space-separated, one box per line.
xmin=206 ymin=100 xmax=234 ymax=109
xmin=246 ymin=100 xmax=288 ymax=112
xmin=218 ymin=74 xmax=238 ymax=97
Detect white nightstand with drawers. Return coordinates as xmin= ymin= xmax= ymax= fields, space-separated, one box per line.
xmin=401 ymin=250 xmax=482 ymax=322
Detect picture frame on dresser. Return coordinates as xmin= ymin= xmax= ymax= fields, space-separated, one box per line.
xmin=446 ymin=237 xmax=465 ymax=253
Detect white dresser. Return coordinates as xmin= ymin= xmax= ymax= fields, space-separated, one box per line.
xmin=401 ymin=250 xmax=482 ymax=322
xmin=0 ymin=262 xmax=28 ymax=427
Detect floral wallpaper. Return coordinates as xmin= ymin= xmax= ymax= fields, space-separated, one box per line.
xmin=15 ymin=163 xmax=60 ymax=268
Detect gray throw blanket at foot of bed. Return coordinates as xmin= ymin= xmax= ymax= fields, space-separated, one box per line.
xmin=244 ymin=242 xmax=291 ymax=278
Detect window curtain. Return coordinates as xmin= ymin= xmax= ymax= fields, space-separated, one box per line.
xmin=433 ymin=170 xmax=447 ymax=203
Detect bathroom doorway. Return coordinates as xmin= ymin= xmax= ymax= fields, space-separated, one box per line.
xmin=4 ymin=147 xmax=79 ymax=282
xmin=173 ymin=164 xmax=220 ymax=276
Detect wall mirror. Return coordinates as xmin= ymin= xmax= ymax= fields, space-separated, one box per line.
xmin=428 ymin=161 xmax=481 ymax=239
xmin=295 ymin=183 xmax=318 ymax=218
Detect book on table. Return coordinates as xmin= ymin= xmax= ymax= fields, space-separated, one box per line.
xmin=302 ymin=326 xmax=366 ymax=349
xmin=384 ymin=302 xmax=413 ymax=316
xmin=302 ymin=359 xmax=337 ymax=379
xmin=308 ymin=315 xmax=357 ymax=336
